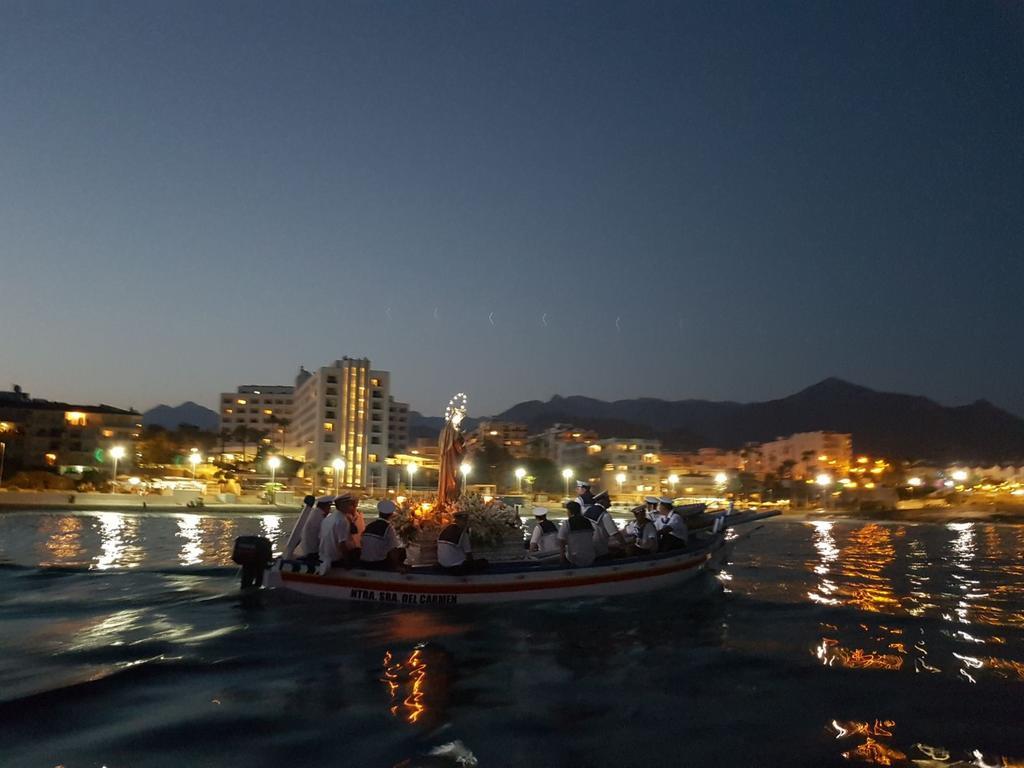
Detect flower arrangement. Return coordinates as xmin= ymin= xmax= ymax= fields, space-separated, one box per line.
xmin=390 ymin=492 xmax=519 ymax=548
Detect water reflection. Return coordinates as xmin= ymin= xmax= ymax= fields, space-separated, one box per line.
xmin=176 ymin=514 xmax=204 ymax=566
xmin=92 ymin=513 xmax=143 ymax=570
xmin=39 ymin=515 xmax=85 ymax=566
xmin=828 ymin=718 xmax=1024 ymax=767
xmin=380 ymin=643 xmax=453 ymax=729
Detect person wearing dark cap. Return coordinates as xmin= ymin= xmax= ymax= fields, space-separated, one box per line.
xmin=359 ymin=499 xmax=406 ymax=571
xmin=437 ymin=510 xmax=488 ymax=574
xmin=283 ymin=494 xmax=318 ymax=560
xmin=558 ymin=500 xmax=597 ymax=567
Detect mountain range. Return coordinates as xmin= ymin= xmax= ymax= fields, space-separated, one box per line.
xmin=143 ymin=401 xmax=220 ymax=431
xmin=412 ymin=378 xmax=1024 ymax=463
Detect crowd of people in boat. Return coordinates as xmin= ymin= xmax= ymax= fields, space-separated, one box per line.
xmin=282 ymin=479 xmax=720 ymax=576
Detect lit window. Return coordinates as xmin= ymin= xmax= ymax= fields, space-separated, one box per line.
xmin=101 ymin=429 xmax=114 ymax=438
xmin=225 ymin=408 xmax=233 ymax=414
xmin=64 ymin=412 xmax=87 ymax=426
xmin=264 ymin=409 xmax=273 ymax=415
xmin=0 ymin=422 xmax=11 ymax=433
xmin=237 ymin=399 xmax=247 ymax=405
xmin=323 ymin=422 xmax=334 ymax=431
xmin=44 ymin=452 xmax=57 ymax=466
xmin=368 ymin=453 xmax=378 ymax=462
xmin=371 ymin=378 xmax=381 ymax=387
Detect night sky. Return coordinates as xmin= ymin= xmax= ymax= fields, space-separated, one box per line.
xmin=2 ymin=1 xmax=1022 ymax=417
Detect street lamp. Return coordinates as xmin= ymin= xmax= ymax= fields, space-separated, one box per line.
xmin=267 ymin=456 xmax=281 ymax=504
xmin=188 ymin=451 xmax=202 ymax=481
xmin=816 ymin=473 xmax=833 ymax=509
xmin=562 ymin=468 xmax=574 ymax=498
xmin=615 ymin=472 xmax=626 ymax=493
xmin=951 ymin=469 xmax=968 ymax=483
xmin=407 ymin=462 xmax=418 ymax=492
xmin=714 ymin=472 xmax=728 ymax=486
xmin=667 ymin=474 xmax=678 ymax=496
xmin=109 ymin=445 xmax=126 ymax=489
xmin=460 ymin=462 xmax=471 ymax=494
xmin=514 ymin=466 xmax=526 ymax=493
xmin=332 ymin=457 xmax=345 ymax=496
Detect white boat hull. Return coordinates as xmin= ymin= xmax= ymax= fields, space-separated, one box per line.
xmin=266 ymin=535 xmax=726 ymax=606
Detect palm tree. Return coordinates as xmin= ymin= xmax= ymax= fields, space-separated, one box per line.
xmin=219 ymin=428 xmax=231 ymax=462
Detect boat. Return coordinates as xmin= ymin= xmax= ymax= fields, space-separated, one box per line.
xmin=238 ymin=510 xmax=778 ymax=606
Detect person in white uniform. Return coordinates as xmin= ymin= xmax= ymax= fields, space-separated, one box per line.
xmin=583 ymin=498 xmax=625 ymax=559
xmin=299 ymin=495 xmax=333 ymax=561
xmin=643 ymin=496 xmax=660 ymax=523
xmin=558 ymin=500 xmax=596 ymax=567
xmin=437 ymin=510 xmax=488 ymax=574
xmin=575 ymin=480 xmax=596 ymax=509
xmin=658 ymin=498 xmax=688 ymax=551
xmin=528 ymin=507 xmax=560 ymax=554
xmin=359 ymin=500 xmax=406 ymax=570
xmin=627 ymin=505 xmax=659 ymax=556
xmin=318 ymin=494 xmax=353 ymax=573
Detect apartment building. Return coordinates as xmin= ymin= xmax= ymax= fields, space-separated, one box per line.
xmin=218 ymin=385 xmax=295 ymax=451
xmin=0 ymin=386 xmax=140 ymax=475
xmin=290 ymin=358 xmax=395 ymax=490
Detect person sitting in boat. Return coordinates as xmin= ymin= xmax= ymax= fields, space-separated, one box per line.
xmin=298 ymin=495 xmax=334 ymax=562
xmin=437 ymin=510 xmax=488 ymax=574
xmin=657 ymin=498 xmax=689 ymax=551
xmin=317 ymin=493 xmax=359 ymax=573
xmin=584 ymin=492 xmax=626 ymax=560
xmin=575 ymin=480 xmax=595 ymax=508
xmin=283 ymin=494 xmax=317 ymax=560
xmin=643 ymin=495 xmax=659 ymax=522
xmin=558 ymin=500 xmax=597 ymax=567
xmin=359 ymin=499 xmax=407 ymax=571
xmin=627 ymin=505 xmax=659 ymax=556
xmin=528 ymin=507 xmax=559 ymax=554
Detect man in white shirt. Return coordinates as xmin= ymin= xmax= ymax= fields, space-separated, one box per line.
xmin=528 ymin=507 xmax=560 ymax=554
xmin=359 ymin=500 xmax=406 ymax=570
xmin=298 ymin=495 xmax=333 ymax=561
xmin=558 ymin=500 xmax=596 ymax=567
xmin=318 ymin=494 xmax=353 ymax=573
xmin=437 ymin=510 xmax=488 ymax=574
xmin=658 ymin=498 xmax=688 ymax=551
xmin=575 ymin=480 xmax=595 ymax=509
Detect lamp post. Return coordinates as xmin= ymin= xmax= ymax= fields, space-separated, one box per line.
xmin=188 ymin=451 xmax=201 ymax=481
xmin=407 ymin=463 xmax=418 ymax=493
xmin=460 ymin=462 xmax=471 ymax=494
xmin=514 ymin=466 xmax=526 ymax=494
xmin=667 ymin=474 xmax=678 ymax=497
xmin=109 ymin=445 xmax=126 ymax=490
xmin=615 ymin=472 xmax=626 ymax=494
xmin=267 ymin=455 xmax=281 ymax=504
xmin=816 ymin=473 xmax=833 ymax=509
xmin=332 ymin=457 xmax=345 ymax=496
xmin=562 ymin=468 xmax=573 ymax=498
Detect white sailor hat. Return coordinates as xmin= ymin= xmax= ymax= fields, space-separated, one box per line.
xmin=333 ymin=492 xmax=356 ymax=505
xmin=315 ymin=495 xmax=335 ymax=506
xmin=532 ymin=506 xmax=549 ymax=517
xmin=576 ymin=480 xmax=591 ymax=488
xmin=644 ymin=496 xmax=659 ymax=505
xmin=658 ymin=496 xmax=674 ymax=505
xmin=377 ymin=499 xmax=397 ymax=517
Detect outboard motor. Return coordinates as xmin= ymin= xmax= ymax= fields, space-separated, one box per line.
xmin=232 ymin=536 xmax=273 ymax=589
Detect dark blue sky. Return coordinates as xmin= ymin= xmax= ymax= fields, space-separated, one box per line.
xmin=2 ymin=1 xmax=1022 ymax=417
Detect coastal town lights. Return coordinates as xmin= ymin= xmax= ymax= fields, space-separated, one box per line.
xmin=332 ymin=457 xmax=345 ymax=495
xmin=561 ymin=467 xmax=573 ymax=497
xmin=514 ymin=466 xmax=526 ymax=493
xmin=188 ymin=451 xmax=202 ymax=480
xmin=615 ymin=472 xmax=626 ymax=492
xmin=951 ymin=470 xmax=968 ymax=482
xmin=668 ymin=474 xmax=678 ymax=494
xmin=407 ymin=462 xmax=418 ymax=491
xmin=908 ymin=477 xmax=922 ymax=487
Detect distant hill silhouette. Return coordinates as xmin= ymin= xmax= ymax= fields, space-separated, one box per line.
xmin=143 ymin=401 xmax=219 ymax=431
xmin=412 ymin=378 xmax=1024 ymax=463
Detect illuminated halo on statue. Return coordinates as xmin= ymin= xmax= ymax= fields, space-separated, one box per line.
xmin=444 ymin=392 xmax=468 ymax=429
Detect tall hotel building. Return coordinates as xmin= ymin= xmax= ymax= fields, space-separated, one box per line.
xmin=290 ymin=358 xmax=408 ymax=490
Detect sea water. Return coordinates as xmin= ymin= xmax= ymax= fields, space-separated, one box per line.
xmin=0 ymin=510 xmax=1022 ymax=767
